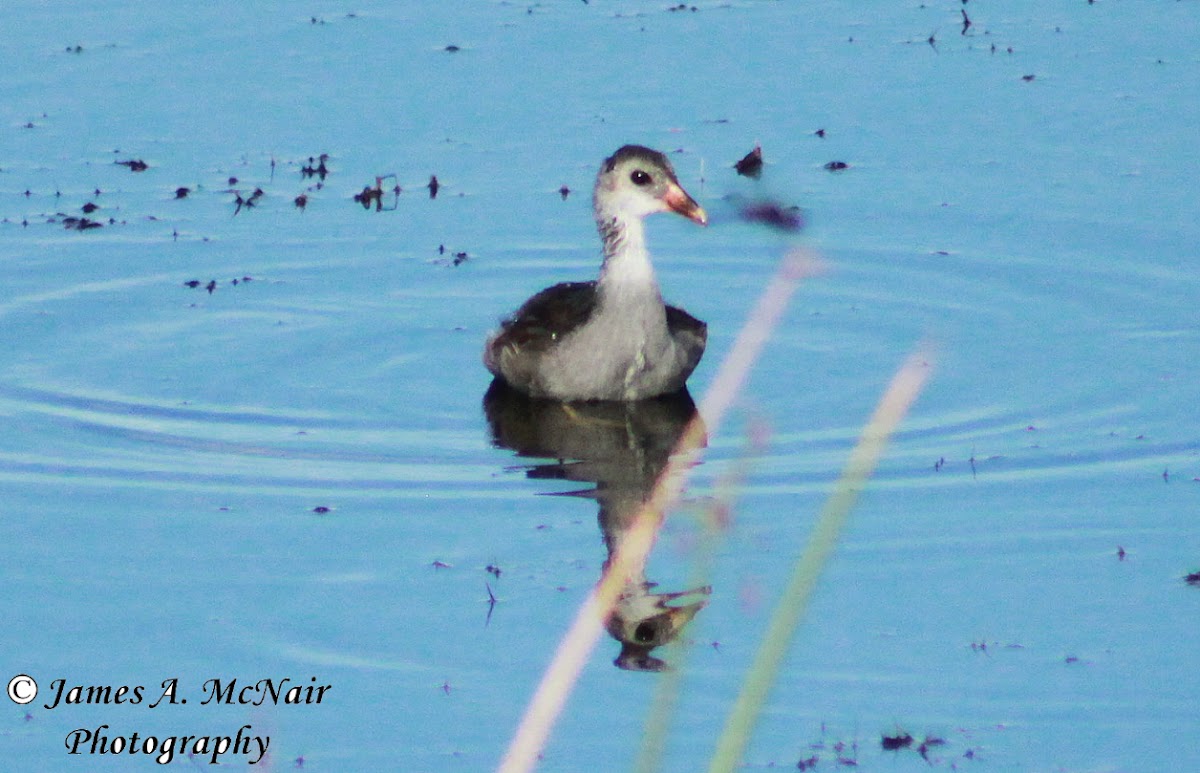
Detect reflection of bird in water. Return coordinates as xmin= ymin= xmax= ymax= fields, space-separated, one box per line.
xmin=484 ymin=145 xmax=708 ymax=401
xmin=483 ymin=380 xmax=711 ymax=671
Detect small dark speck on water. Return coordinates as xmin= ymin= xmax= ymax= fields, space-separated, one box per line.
xmin=824 ymin=160 xmax=849 ymax=171
xmin=444 ymin=44 xmax=460 ymax=52
xmin=175 ymin=187 xmax=190 ymax=199
xmin=814 ymin=128 xmax=826 ymax=137
xmin=312 ymin=506 xmax=331 ymax=514
xmin=559 ymin=185 xmax=571 ymax=200
xmin=1022 ymin=74 xmax=1036 ymax=82
xmin=1185 ymin=571 xmax=1200 ymax=586
xmin=82 ymin=202 xmax=99 ymax=213
xmin=1117 ymin=546 xmax=1126 ymax=561
xmin=428 ymin=175 xmax=440 ymax=199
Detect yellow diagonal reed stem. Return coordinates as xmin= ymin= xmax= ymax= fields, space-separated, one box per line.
xmin=706 ymin=347 xmax=932 ymax=773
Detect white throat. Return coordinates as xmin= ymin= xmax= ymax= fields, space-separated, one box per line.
xmin=597 ymin=214 xmax=658 ymax=292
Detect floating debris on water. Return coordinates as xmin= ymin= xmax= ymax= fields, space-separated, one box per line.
xmin=62 ymin=216 xmax=102 ymax=231
xmin=301 ymin=154 xmax=329 ymax=181
xmin=734 ymin=144 xmax=763 ymax=178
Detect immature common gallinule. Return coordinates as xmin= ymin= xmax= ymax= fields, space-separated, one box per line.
xmin=484 ymin=145 xmax=708 ymax=401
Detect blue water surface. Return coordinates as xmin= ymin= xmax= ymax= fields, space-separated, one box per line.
xmin=2 ymin=1 xmax=1198 ymax=771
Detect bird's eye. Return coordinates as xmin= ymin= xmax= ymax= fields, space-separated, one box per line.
xmin=630 ymin=169 xmax=652 ymax=186
xmin=634 ymin=622 xmax=658 ymax=643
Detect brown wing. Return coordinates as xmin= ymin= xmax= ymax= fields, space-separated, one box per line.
xmin=484 ymin=281 xmax=600 ymax=383
xmin=491 ymin=281 xmax=599 ymax=352
xmin=665 ymin=304 xmax=706 ymax=343
xmin=665 ymin=304 xmax=707 ymax=387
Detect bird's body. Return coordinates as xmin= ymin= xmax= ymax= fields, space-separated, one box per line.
xmin=484 ymin=145 xmax=707 ymax=401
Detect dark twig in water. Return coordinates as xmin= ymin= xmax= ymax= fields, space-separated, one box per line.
xmin=231 ymin=187 xmax=264 ymax=216
xmin=485 ymin=582 xmax=498 ymax=626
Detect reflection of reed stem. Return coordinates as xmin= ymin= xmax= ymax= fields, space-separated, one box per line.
xmin=706 ymin=348 xmax=932 ymax=773
xmin=496 ymin=250 xmax=821 ymax=773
